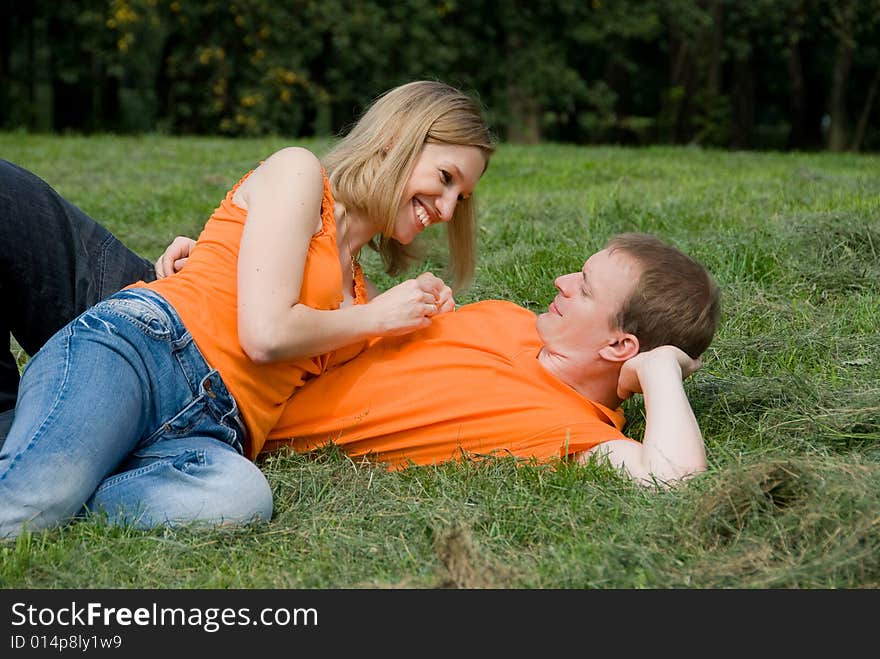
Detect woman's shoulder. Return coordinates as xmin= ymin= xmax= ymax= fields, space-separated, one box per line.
xmin=236 ymin=146 xmax=325 ymax=209
xmin=262 ymin=146 xmax=323 ymax=174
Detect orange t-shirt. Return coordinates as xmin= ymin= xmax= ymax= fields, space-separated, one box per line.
xmin=266 ymin=300 xmax=633 ymax=468
xmin=131 ymin=169 xmax=368 ymax=459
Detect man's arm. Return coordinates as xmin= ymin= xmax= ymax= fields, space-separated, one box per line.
xmin=578 ymin=346 xmax=706 ymax=487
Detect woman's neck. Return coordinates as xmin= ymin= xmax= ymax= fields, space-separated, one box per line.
xmin=334 ymin=203 xmax=375 ymax=255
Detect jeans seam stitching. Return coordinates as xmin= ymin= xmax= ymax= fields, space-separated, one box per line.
xmin=97 ymin=305 xmax=170 ymax=341
xmin=96 ymin=233 xmax=114 ymax=299
xmin=0 ymin=326 xmax=75 ymax=483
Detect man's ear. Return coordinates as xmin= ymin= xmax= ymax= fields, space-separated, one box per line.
xmin=598 ymin=333 xmax=640 ymax=362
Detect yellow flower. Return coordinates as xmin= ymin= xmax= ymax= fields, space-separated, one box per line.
xmin=117 ymin=33 xmax=134 ymax=53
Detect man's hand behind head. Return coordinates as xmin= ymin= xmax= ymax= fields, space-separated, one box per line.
xmin=617 ymin=345 xmax=702 ymax=401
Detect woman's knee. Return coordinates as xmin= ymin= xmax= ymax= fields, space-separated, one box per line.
xmin=209 ymin=447 xmax=274 ymax=523
xmin=89 ymin=439 xmax=273 ymax=529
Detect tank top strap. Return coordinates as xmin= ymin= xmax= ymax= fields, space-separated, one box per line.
xmin=319 ymin=169 xmax=368 ymax=305
xmin=319 ymin=169 xmax=336 ymax=236
xmin=225 ymin=167 xmax=257 ymax=204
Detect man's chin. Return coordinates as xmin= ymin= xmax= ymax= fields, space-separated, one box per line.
xmin=534 ymin=315 xmax=549 ymax=338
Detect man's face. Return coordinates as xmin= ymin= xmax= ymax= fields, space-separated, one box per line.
xmin=536 ymin=248 xmax=640 ymax=362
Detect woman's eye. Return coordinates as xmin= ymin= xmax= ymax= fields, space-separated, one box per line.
xmin=440 ymin=169 xmax=452 ymax=184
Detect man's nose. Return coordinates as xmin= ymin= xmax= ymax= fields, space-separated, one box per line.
xmin=555 ymin=272 xmax=576 ymax=294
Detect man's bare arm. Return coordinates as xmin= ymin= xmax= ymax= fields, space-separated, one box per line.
xmin=579 ymin=346 xmax=706 ymax=487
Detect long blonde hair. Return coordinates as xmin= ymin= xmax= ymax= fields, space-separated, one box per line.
xmin=322 ymin=80 xmax=495 ymax=290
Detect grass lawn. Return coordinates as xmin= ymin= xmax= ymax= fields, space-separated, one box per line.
xmin=1 ymin=134 xmax=878 ymax=588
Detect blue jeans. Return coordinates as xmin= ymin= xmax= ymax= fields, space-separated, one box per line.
xmin=0 ymin=288 xmax=273 ymax=537
xmin=0 ymin=159 xmax=156 ymax=439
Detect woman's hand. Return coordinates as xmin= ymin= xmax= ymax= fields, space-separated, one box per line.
xmin=366 ymin=272 xmax=455 ymax=336
xmin=433 ymin=278 xmax=456 ymax=314
xmin=155 ymin=236 xmax=196 ymax=278
xmin=617 ymin=346 xmax=702 ymax=401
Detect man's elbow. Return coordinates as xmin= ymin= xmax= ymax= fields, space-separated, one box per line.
xmin=635 ymin=460 xmax=707 ymax=489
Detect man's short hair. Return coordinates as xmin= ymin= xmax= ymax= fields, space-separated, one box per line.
xmin=607 ymin=232 xmax=720 ymax=358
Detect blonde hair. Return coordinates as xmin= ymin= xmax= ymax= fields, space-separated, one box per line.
xmin=322 ymin=80 xmax=495 ymax=290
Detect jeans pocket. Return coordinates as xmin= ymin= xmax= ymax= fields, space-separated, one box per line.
xmin=140 ymin=394 xmax=239 ymax=454
xmin=142 ymin=395 xmax=211 ymax=449
xmin=91 ymin=447 xmax=207 ymax=498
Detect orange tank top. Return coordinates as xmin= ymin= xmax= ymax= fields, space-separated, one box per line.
xmin=131 ymin=169 xmax=368 ymax=459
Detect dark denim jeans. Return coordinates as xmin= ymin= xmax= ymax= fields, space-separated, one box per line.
xmin=0 ymin=160 xmax=156 ymax=439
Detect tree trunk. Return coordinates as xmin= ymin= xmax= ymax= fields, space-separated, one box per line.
xmin=505 ymin=81 xmax=541 ymax=144
xmin=667 ymin=37 xmax=690 ymax=143
xmin=850 ymin=66 xmax=880 ymax=152
xmin=26 ymin=3 xmax=38 ymax=129
xmin=504 ymin=33 xmax=541 ymax=144
xmin=0 ymin=0 xmax=11 ymax=127
xmin=785 ymin=3 xmax=807 ymax=149
xmin=730 ymin=58 xmax=755 ymax=149
xmin=90 ymin=50 xmax=120 ymax=133
xmin=707 ymin=0 xmax=723 ymax=97
xmin=48 ymin=16 xmax=91 ymax=132
xmin=661 ymin=31 xmax=699 ymax=145
xmin=827 ymin=1 xmax=856 ymax=152
xmin=154 ymin=34 xmax=176 ymax=130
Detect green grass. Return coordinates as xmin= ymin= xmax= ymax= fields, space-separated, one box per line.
xmin=2 ymin=134 xmax=879 ymax=588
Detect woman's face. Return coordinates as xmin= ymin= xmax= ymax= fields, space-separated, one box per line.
xmin=391 ymin=143 xmax=486 ymax=245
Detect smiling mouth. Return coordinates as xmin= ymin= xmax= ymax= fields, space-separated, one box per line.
xmin=414 ymin=199 xmax=431 ymax=227
xmin=549 ymin=300 xmax=561 ymax=316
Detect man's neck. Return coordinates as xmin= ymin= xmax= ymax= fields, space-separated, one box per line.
xmin=537 ymin=348 xmax=622 ymax=409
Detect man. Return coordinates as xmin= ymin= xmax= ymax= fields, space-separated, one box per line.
xmin=1 ymin=161 xmax=720 ymax=486
xmin=267 ymin=232 xmax=719 ymax=486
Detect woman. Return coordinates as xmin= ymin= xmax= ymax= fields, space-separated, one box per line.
xmin=0 ymin=80 xmax=494 ymax=538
